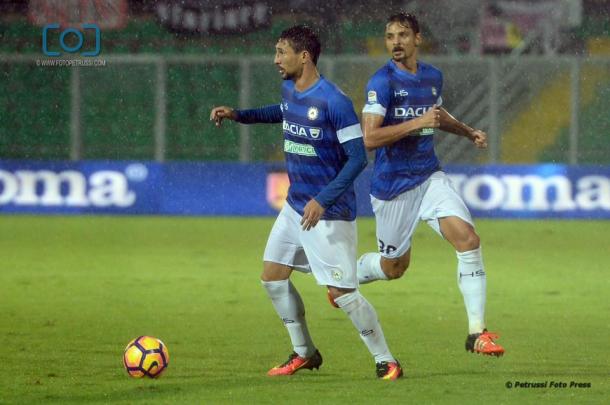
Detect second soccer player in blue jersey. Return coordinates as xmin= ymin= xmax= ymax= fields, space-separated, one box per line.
xmin=357 ymin=12 xmax=505 ymax=356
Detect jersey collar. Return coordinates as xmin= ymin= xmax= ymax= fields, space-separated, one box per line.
xmin=293 ymin=75 xmax=325 ymax=99
xmin=388 ymin=59 xmax=420 ymax=79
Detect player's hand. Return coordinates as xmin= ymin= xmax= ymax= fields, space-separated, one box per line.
xmin=209 ymin=106 xmax=237 ymax=127
xmin=301 ymin=199 xmax=325 ymax=231
xmin=469 ymin=129 xmax=488 ymax=148
xmin=419 ymin=105 xmax=441 ymax=129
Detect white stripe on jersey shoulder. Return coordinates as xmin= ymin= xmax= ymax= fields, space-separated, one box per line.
xmin=337 ymin=123 xmax=363 ymax=143
xmin=436 ymin=96 xmax=443 ymax=107
xmin=362 ymin=103 xmax=386 ymax=116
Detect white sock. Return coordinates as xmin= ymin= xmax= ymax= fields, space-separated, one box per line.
xmin=456 ymin=247 xmax=487 ymax=334
xmin=357 ymin=253 xmax=388 ymax=284
xmin=334 ymin=290 xmax=394 ymax=363
xmin=261 ymin=279 xmax=316 ymax=358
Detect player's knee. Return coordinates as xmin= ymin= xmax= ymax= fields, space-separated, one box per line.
xmin=327 ymin=286 xmax=355 ymax=300
xmin=457 ymin=232 xmax=480 ymax=252
xmin=260 ymin=272 xmax=274 ymax=282
xmin=381 ymin=258 xmax=409 ymax=279
xmin=261 ymin=262 xmax=291 ymax=282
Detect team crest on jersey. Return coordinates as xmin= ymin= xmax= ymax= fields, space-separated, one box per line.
xmin=367 ymin=90 xmax=377 ymax=104
xmin=307 ymin=107 xmax=319 ymax=120
xmin=309 ymin=128 xmax=321 ymax=139
xmin=431 ymin=87 xmax=437 ymax=96
xmin=331 ymin=269 xmax=344 ymax=281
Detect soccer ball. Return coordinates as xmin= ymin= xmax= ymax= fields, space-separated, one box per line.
xmin=123 ymin=336 xmax=169 ymax=378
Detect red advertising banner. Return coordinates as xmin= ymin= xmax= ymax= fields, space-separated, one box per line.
xmin=28 ymin=0 xmax=128 ymax=30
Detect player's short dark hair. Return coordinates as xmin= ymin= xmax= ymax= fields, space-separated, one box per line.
xmin=279 ymin=25 xmax=321 ymax=65
xmin=387 ymin=12 xmax=420 ymax=34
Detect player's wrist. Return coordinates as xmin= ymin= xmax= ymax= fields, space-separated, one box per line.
xmin=403 ymin=120 xmax=422 ymax=135
xmin=313 ymin=196 xmax=330 ymax=209
xmin=464 ymin=128 xmax=476 ymax=141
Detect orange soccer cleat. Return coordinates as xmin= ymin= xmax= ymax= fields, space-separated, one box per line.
xmin=376 ymin=360 xmax=403 ymax=380
xmin=267 ymin=350 xmax=323 ymax=376
xmin=465 ymin=330 xmax=505 ymax=357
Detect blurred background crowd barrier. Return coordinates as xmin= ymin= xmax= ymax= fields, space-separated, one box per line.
xmin=2 ymin=54 xmax=609 ymax=164
xmin=1 ymin=0 xmax=609 ymax=165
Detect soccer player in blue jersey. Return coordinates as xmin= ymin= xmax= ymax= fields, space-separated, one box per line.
xmin=356 ymin=13 xmax=505 ymax=356
xmin=209 ymin=25 xmax=402 ymax=380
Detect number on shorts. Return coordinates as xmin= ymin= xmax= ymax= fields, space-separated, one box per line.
xmin=378 ymin=239 xmax=397 ymax=255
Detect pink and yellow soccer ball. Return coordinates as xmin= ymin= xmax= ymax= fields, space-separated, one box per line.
xmin=123 ymin=336 xmax=169 ymax=378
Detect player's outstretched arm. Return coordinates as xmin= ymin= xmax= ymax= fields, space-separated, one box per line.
xmin=211 ymin=104 xmax=283 ymax=127
xmin=210 ymin=106 xmax=237 ymax=128
xmin=439 ymin=108 xmax=488 ymax=149
xmin=362 ymin=106 xmax=440 ymax=150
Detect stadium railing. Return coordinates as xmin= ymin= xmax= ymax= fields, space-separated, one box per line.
xmin=1 ymin=54 xmax=609 ymax=164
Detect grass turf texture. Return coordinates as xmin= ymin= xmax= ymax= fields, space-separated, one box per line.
xmin=1 ymin=216 xmax=608 ymax=404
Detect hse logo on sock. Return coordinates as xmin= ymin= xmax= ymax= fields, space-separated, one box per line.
xmin=459 ymin=270 xmax=486 ymax=279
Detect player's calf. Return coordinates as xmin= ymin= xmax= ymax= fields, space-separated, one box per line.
xmin=440 ymin=217 xmax=480 ymax=252
xmin=380 ymin=256 xmax=409 ymax=280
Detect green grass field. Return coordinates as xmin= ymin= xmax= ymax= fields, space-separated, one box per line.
xmin=1 ymin=216 xmax=608 ymax=404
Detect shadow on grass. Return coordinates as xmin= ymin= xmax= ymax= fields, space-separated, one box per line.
xmin=33 ymin=372 xmax=339 ymax=403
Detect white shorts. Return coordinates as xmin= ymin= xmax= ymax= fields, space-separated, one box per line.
xmin=263 ymin=204 xmax=358 ymax=289
xmin=371 ymin=171 xmax=473 ymax=258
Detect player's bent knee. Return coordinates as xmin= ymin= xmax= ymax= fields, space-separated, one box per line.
xmin=385 ymin=267 xmax=407 ymax=280
xmin=381 ymin=258 xmax=409 ymax=280
xmin=261 ymin=261 xmax=292 ymax=282
xmin=458 ymin=232 xmax=480 ymax=252
xmin=327 ymin=286 xmax=355 ymax=300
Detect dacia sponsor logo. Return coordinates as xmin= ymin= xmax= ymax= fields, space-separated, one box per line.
xmin=393 ymin=105 xmax=433 ymax=118
xmin=0 ymin=166 xmax=144 ymax=207
xmin=283 ymin=120 xmax=324 ymax=140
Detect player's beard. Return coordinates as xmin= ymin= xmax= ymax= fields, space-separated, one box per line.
xmin=283 ymin=69 xmax=300 ymax=82
xmin=391 ymin=47 xmax=407 ymax=63
xmin=278 ymin=67 xmax=293 ymax=81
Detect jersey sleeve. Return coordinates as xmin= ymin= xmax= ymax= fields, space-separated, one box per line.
xmin=235 ymin=104 xmax=283 ymax=124
xmin=327 ymin=92 xmax=363 ymax=144
xmin=362 ymin=74 xmax=390 ymax=117
xmin=314 ymin=137 xmax=367 ymax=208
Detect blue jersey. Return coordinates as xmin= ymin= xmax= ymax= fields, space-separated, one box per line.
xmin=281 ymin=76 xmax=363 ymax=221
xmin=363 ymin=60 xmax=443 ymax=200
